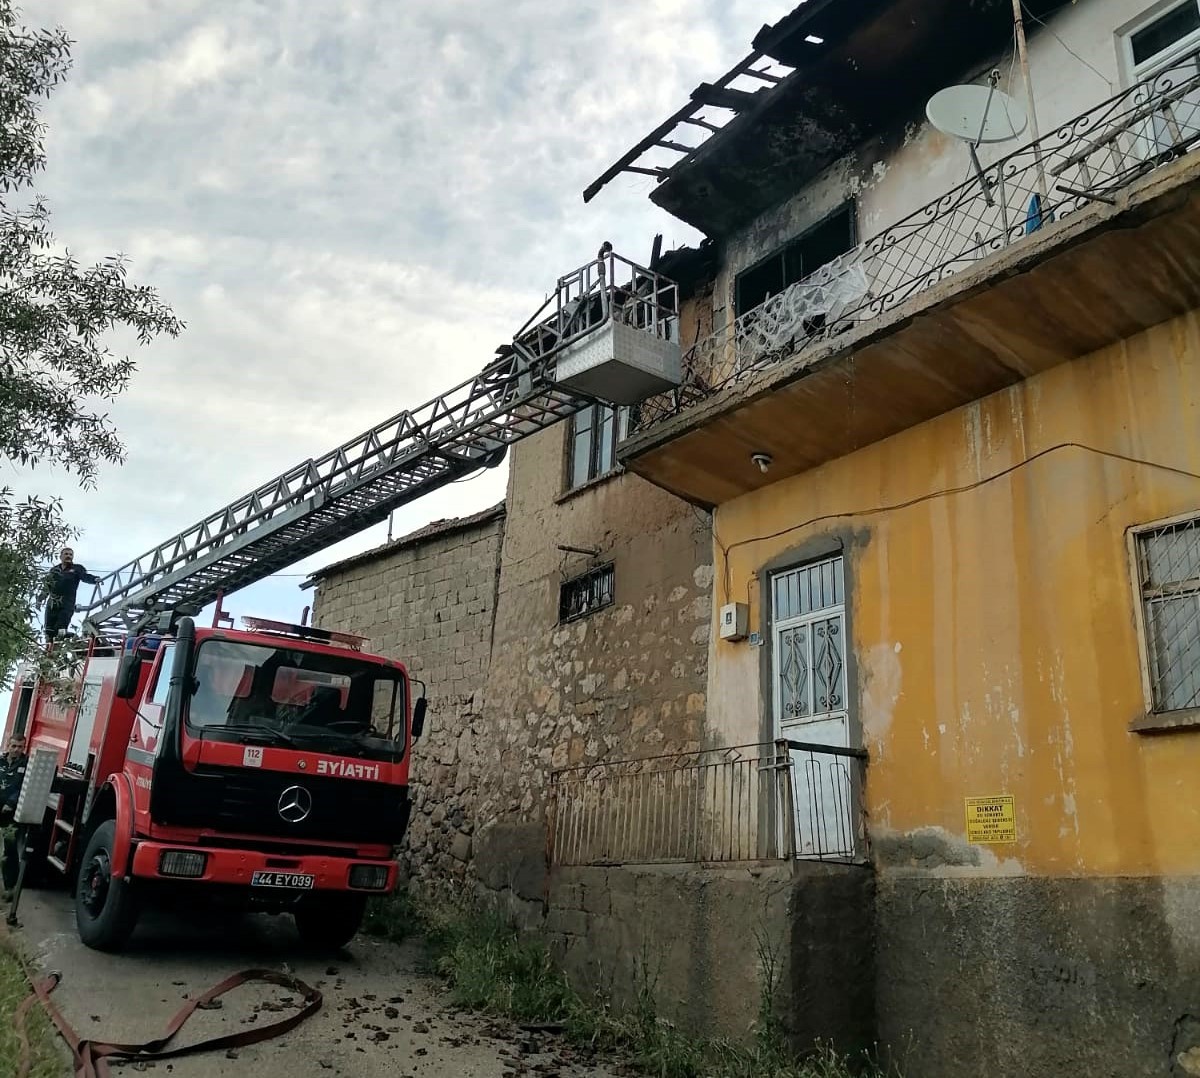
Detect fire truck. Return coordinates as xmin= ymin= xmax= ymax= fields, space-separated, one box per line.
xmin=0 ymin=249 xmax=680 ymax=952
xmin=3 ymin=615 xmax=424 ymax=951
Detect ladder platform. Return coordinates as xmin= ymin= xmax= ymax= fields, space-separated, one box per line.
xmin=77 ymin=250 xmax=681 ymax=638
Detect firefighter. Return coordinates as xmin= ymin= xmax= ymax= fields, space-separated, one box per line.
xmin=0 ymin=736 xmax=26 ymax=827
xmin=40 ymin=547 xmax=98 ymax=643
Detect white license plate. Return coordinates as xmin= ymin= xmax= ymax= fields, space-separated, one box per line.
xmin=251 ymin=871 xmax=315 ymax=889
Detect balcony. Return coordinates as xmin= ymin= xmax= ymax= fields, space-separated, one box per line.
xmin=548 ymin=740 xmax=868 ymax=867
xmin=620 ymin=49 xmax=1200 ymax=507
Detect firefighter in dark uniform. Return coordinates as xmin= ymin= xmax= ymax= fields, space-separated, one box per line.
xmin=41 ymin=547 xmax=97 ymax=643
xmin=1 ymin=737 xmax=27 ymax=892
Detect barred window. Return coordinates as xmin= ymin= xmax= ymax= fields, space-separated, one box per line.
xmin=1133 ymin=514 xmax=1200 ymax=713
xmin=559 ymin=564 xmax=615 ymax=623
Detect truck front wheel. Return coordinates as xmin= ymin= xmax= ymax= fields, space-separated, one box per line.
xmin=74 ymin=820 xmax=139 ymax=952
xmin=293 ymin=893 xmax=366 ymax=952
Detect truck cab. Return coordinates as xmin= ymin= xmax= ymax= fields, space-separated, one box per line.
xmin=3 ymin=615 xmax=424 ymax=952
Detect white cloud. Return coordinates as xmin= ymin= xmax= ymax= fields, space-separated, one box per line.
xmin=4 ymin=0 xmax=798 ymax=666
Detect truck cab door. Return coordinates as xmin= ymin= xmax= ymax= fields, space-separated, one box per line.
xmin=133 ymin=644 xmax=175 ymax=755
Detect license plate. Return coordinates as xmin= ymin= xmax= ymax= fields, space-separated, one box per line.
xmin=251 ymin=871 xmax=315 ymax=889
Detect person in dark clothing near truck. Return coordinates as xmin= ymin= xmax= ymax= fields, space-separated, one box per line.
xmin=1 ymin=737 xmax=27 ymax=891
xmin=41 ymin=547 xmax=98 ymax=643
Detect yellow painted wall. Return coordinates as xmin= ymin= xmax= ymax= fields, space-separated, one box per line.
xmin=710 ymin=307 xmax=1200 ymax=878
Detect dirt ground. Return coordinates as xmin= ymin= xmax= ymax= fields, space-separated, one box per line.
xmin=9 ymin=888 xmax=622 ymax=1077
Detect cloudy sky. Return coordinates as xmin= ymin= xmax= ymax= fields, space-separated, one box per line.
xmin=6 ymin=0 xmax=794 ymax=679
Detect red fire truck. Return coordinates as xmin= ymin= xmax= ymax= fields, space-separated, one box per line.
xmin=1 ymin=613 xmax=425 ymax=952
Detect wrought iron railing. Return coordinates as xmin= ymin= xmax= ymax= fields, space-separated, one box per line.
xmin=548 ymin=739 xmax=867 ymax=866
xmin=631 ymin=48 xmax=1200 ymax=431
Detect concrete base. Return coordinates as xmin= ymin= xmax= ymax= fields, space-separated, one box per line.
xmin=546 ymin=862 xmax=876 ymax=1049
xmin=876 ymin=875 xmax=1200 ymax=1078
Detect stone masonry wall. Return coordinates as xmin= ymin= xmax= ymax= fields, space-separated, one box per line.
xmin=311 ymin=506 xmax=504 ymax=882
xmin=468 ymin=425 xmax=713 ymax=915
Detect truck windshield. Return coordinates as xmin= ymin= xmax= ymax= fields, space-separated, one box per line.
xmin=187 ymin=639 xmax=405 ymax=760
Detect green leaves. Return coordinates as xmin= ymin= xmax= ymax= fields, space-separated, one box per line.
xmin=0 ymin=0 xmax=183 ymax=685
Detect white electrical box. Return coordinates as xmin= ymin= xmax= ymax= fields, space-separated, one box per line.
xmin=718 ymin=602 xmax=748 ymax=641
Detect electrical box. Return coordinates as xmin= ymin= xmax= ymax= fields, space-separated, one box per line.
xmin=718 ymin=602 xmax=748 ymax=642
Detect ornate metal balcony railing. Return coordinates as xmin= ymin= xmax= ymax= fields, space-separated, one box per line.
xmin=631 ymin=47 xmax=1200 ymax=432
xmin=547 ymin=739 xmax=867 ymax=866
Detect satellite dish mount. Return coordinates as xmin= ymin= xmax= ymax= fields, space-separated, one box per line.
xmin=926 ymin=71 xmax=1028 ymax=207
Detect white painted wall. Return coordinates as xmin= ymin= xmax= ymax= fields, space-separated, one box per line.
xmin=713 ymin=0 xmax=1157 ymax=318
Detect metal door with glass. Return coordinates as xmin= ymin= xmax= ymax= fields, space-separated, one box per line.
xmin=771 ymin=556 xmax=855 ymax=858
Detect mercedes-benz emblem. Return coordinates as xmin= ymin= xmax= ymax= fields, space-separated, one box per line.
xmin=277 ymin=785 xmax=312 ymax=824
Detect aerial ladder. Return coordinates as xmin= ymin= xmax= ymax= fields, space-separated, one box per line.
xmin=78 ymin=249 xmax=682 ymax=638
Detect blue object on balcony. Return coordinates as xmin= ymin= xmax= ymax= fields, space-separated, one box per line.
xmin=1025 ymin=193 xmax=1055 ymax=234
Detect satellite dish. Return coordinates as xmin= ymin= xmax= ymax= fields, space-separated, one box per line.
xmin=926 ymin=84 xmax=1027 ymax=144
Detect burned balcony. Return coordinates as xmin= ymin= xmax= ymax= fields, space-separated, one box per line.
xmin=620 ymin=49 xmax=1200 ymax=507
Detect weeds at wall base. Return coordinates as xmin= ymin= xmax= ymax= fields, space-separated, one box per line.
xmin=364 ymin=886 xmax=898 ymax=1078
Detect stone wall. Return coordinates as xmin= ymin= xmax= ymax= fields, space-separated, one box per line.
xmin=311 ymin=504 xmax=504 ymax=882
xmin=469 ymin=424 xmax=713 ymax=909
xmin=547 ymin=862 xmax=875 ymax=1048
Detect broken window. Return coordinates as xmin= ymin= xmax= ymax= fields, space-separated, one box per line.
xmin=1132 ymin=513 xmax=1200 ymax=713
xmin=567 ymin=405 xmax=629 ymax=490
xmin=735 ymin=203 xmax=857 ymax=317
xmin=559 ymin=564 xmax=615 ymax=623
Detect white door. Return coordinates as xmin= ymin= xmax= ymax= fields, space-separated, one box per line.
xmin=1123 ymin=1 xmax=1200 ymax=161
xmin=771 ymin=556 xmax=856 ymax=858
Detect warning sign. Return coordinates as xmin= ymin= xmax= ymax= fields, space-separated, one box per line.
xmin=964 ymin=795 xmax=1016 ymax=844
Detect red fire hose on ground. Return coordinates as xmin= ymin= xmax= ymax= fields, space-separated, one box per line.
xmin=10 ymin=951 xmax=322 ymax=1078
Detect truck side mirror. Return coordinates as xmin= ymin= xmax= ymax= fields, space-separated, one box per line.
xmin=411 ymin=697 xmax=427 ymax=740
xmin=115 ymin=654 xmax=143 ymax=699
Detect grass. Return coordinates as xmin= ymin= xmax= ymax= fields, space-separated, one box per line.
xmin=365 ymin=886 xmax=898 ymax=1078
xmin=0 ymin=930 xmax=63 ymax=1078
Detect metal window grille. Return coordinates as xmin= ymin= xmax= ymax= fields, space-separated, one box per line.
xmin=558 ymin=564 xmax=615 ymax=623
xmin=1135 ymin=515 xmax=1200 ymax=712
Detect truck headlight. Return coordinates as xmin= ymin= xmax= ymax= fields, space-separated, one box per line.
xmin=349 ymin=864 xmax=389 ymax=890
xmin=159 ymin=850 xmax=207 ymax=878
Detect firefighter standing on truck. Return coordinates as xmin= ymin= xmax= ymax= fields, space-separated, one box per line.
xmin=40 ymin=547 xmax=98 ymax=643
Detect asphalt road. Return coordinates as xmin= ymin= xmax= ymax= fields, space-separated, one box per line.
xmin=10 ymin=887 xmax=620 ymax=1078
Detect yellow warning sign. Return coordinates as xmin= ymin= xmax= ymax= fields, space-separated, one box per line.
xmin=964 ymin=795 xmax=1016 ymax=844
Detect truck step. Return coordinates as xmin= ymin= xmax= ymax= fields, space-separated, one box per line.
xmin=45 ymin=854 xmax=68 ymax=874
xmin=54 ymin=818 xmax=74 ymax=835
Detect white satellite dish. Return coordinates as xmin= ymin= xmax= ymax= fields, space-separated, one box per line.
xmin=927 ymin=84 xmax=1027 ymax=144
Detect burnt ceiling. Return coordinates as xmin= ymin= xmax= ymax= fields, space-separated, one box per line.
xmin=643 ymin=0 xmax=1073 ymax=238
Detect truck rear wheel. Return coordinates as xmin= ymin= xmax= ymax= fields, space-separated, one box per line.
xmin=75 ymin=820 xmax=139 ymax=952
xmin=293 ymin=893 xmax=366 ymax=952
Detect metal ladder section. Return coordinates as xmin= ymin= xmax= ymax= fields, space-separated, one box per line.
xmin=80 ymin=251 xmax=678 ymax=638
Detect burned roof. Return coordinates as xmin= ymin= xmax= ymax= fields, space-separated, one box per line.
xmin=586 ymin=0 xmax=1072 ymax=238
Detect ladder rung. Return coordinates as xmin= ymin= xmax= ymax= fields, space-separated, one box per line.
xmin=54 ymin=818 xmax=74 ymax=834
xmin=46 ymin=854 xmax=68 ymax=874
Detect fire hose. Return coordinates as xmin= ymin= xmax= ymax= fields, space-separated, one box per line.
xmin=12 ymin=961 xmax=322 ymax=1078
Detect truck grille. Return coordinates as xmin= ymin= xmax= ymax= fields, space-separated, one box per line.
xmin=155 ymin=766 xmax=410 ymax=846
